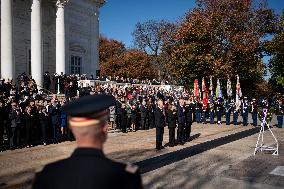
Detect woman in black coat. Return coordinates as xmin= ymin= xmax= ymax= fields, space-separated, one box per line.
xmin=24 ymin=106 xmax=35 ymax=147
xmin=38 ymin=107 xmax=49 ymax=145
xmin=167 ymin=104 xmax=177 ymax=147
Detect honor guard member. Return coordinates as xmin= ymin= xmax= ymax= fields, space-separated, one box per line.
xmin=194 ymin=97 xmax=201 ymax=123
xmin=215 ymin=98 xmax=223 ymax=125
xmin=241 ymin=97 xmax=249 ymax=126
xmin=233 ymin=99 xmax=241 ymax=125
xmin=250 ymin=98 xmax=258 ymax=127
xmin=209 ymin=97 xmax=215 ymax=124
xmin=225 ymin=98 xmax=234 ymax=125
xmin=32 ymin=94 xmax=143 ymax=189
xmin=201 ymin=96 xmax=208 ymax=124
xmin=275 ymin=97 xmax=283 ymax=128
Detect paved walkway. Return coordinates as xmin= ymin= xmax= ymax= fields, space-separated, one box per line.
xmin=0 ymin=123 xmax=283 ymax=189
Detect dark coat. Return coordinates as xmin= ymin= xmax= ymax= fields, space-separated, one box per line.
xmin=185 ymin=103 xmax=194 ymax=122
xmin=177 ymin=105 xmax=186 ymax=124
xmin=120 ymin=108 xmax=128 ymax=126
xmin=24 ymin=113 xmax=34 ymax=129
xmin=38 ymin=112 xmax=49 ymax=126
xmin=32 ymin=148 xmax=142 ymax=189
xmin=48 ymin=105 xmax=61 ymax=125
xmin=167 ymin=109 xmax=177 ymax=128
xmin=140 ymin=105 xmax=148 ymax=119
xmin=154 ymin=107 xmax=166 ymax=128
xmin=9 ymin=109 xmax=22 ymax=128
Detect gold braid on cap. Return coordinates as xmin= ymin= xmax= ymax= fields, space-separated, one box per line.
xmin=69 ymin=110 xmax=109 ymax=127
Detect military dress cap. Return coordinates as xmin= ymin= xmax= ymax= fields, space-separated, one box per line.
xmin=62 ymin=94 xmax=116 ymax=127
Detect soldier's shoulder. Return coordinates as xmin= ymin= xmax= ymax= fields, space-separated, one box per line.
xmin=35 ymin=158 xmax=68 ymax=175
xmin=111 ymin=160 xmax=140 ymax=175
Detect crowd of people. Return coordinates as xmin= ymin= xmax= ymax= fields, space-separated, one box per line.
xmin=0 ymin=72 xmax=283 ymax=151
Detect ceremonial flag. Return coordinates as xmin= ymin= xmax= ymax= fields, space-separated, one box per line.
xmin=216 ymin=79 xmax=223 ymax=98
xmin=202 ymin=77 xmax=207 ymax=92
xmin=209 ymin=76 xmax=213 ymax=96
xmin=236 ymin=75 xmax=242 ymax=101
xmin=194 ymin=79 xmax=199 ymax=97
xmin=227 ymin=78 xmax=232 ymax=97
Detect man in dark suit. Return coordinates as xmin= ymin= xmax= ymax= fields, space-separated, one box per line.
xmin=177 ymin=99 xmax=186 ymax=145
xmin=154 ymin=99 xmax=166 ymax=150
xmin=48 ymin=99 xmax=61 ymax=143
xmin=32 ymin=94 xmax=142 ymax=189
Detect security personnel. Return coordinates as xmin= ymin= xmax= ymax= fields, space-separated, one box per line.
xmin=241 ymin=97 xmax=249 ymax=126
xmin=32 ymin=94 xmax=143 ymax=189
xmin=250 ymin=98 xmax=258 ymax=127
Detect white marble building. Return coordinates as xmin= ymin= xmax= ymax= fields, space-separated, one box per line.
xmin=0 ymin=0 xmax=104 ymax=85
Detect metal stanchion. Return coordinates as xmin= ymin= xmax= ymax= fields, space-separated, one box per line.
xmin=254 ymin=109 xmax=279 ymax=156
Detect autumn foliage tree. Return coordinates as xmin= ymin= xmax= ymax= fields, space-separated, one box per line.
xmin=99 ymin=36 xmax=157 ymax=79
xmin=164 ymin=0 xmax=278 ymax=97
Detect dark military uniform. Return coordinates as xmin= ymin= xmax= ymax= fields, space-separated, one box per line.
xmin=241 ymin=97 xmax=249 ymax=126
xmin=225 ymin=99 xmax=234 ymax=125
xmin=250 ymin=99 xmax=258 ymax=127
xmin=32 ymin=148 xmax=142 ymax=189
xmin=32 ymin=94 xmax=143 ymax=189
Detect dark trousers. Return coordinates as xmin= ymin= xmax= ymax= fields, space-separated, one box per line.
xmin=233 ymin=112 xmax=238 ymax=125
xmin=185 ymin=122 xmax=192 ymax=140
xmin=195 ymin=112 xmax=201 ymax=123
xmin=226 ymin=111 xmax=231 ymax=125
xmin=177 ymin=123 xmax=185 ymax=144
xmin=40 ymin=123 xmax=48 ymax=143
xmin=156 ymin=127 xmax=164 ymax=149
xmin=168 ymin=127 xmax=175 ymax=146
xmin=252 ymin=112 xmax=257 ymax=126
xmin=10 ymin=126 xmax=20 ymax=148
xmin=216 ymin=111 xmax=222 ymax=123
xmin=116 ymin=115 xmax=121 ymax=130
xmin=209 ymin=111 xmax=214 ymax=124
xmin=277 ymin=115 xmax=283 ymax=128
xmin=52 ymin=124 xmax=59 ymax=142
xmin=141 ymin=118 xmax=146 ymax=130
xmin=242 ymin=112 xmax=248 ymax=126
xmin=25 ymin=124 xmax=32 ymax=146
xmin=0 ymin=123 xmax=4 ymax=146
xmin=202 ymin=112 xmax=206 ymax=123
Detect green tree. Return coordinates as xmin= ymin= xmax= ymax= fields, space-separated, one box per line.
xmin=265 ymin=11 xmax=284 ymax=93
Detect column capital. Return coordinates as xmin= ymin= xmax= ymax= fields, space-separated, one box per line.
xmin=56 ymin=0 xmax=69 ymax=8
xmin=90 ymin=0 xmax=106 ymax=8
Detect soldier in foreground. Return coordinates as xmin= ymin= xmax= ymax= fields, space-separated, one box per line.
xmin=32 ymin=94 xmax=143 ymax=189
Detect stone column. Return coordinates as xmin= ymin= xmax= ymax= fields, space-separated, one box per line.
xmin=90 ymin=0 xmax=105 ymax=78
xmin=56 ymin=0 xmax=68 ymax=75
xmin=1 ymin=0 xmax=14 ymax=80
xmin=31 ymin=0 xmax=43 ymax=86
xmin=90 ymin=9 xmax=99 ymax=77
